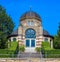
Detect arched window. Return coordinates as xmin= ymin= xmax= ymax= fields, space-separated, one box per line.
xmin=25 ymin=28 xmax=36 ymax=38
xmin=13 ymin=38 xmax=16 ymax=41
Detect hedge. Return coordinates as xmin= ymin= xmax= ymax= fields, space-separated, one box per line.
xmin=41 ymin=42 xmax=60 ymax=58
xmin=43 ymin=49 xmax=60 ymax=58
xmin=0 ymin=42 xmax=19 ymax=58
xmin=42 ymin=41 xmax=51 ymax=50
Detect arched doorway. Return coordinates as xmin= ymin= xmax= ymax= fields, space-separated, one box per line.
xmin=25 ymin=28 xmax=36 ymax=52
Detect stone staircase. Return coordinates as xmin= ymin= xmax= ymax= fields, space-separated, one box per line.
xmin=17 ymin=52 xmax=45 ymax=62
xmin=17 ymin=52 xmax=41 ymax=58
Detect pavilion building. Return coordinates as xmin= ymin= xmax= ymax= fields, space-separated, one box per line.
xmin=8 ymin=10 xmax=53 ymax=52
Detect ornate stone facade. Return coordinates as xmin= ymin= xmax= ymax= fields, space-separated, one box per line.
xmin=8 ymin=10 xmax=53 ymax=52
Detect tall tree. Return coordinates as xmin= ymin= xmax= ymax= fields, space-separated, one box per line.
xmin=57 ymin=23 xmax=60 ymax=48
xmin=0 ymin=5 xmax=14 ymax=49
xmin=53 ymin=35 xmax=58 ymax=48
xmin=54 ymin=23 xmax=60 ymax=49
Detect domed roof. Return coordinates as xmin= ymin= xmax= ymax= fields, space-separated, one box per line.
xmin=20 ymin=11 xmax=41 ymax=21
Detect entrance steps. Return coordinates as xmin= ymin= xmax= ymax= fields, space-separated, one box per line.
xmin=18 ymin=52 xmax=41 ymax=58
xmin=25 ymin=48 xmax=36 ymax=53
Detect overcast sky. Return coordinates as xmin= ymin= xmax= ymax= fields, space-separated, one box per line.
xmin=0 ymin=0 xmax=60 ymax=35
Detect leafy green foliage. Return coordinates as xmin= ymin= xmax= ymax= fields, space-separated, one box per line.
xmin=54 ymin=23 xmax=60 ymax=49
xmin=0 ymin=5 xmax=14 ymax=49
xmin=42 ymin=42 xmax=51 ymax=50
xmin=0 ymin=42 xmax=19 ymax=58
xmin=35 ymin=47 xmax=41 ymax=53
xmin=9 ymin=42 xmax=18 ymax=50
xmin=44 ymin=49 xmax=60 ymax=58
xmin=19 ymin=45 xmax=25 ymax=53
xmin=42 ymin=42 xmax=60 ymax=58
xmin=53 ymin=35 xmax=58 ymax=48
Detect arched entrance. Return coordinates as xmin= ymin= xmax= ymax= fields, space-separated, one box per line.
xmin=25 ymin=28 xmax=36 ymax=52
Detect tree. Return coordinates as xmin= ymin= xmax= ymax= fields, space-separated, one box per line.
xmin=53 ymin=35 xmax=58 ymax=48
xmin=0 ymin=5 xmax=14 ymax=49
xmin=57 ymin=23 xmax=60 ymax=48
xmin=54 ymin=23 xmax=60 ymax=49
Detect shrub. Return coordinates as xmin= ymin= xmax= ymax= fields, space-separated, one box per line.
xmin=35 ymin=47 xmax=41 ymax=53
xmin=41 ymin=42 xmax=60 ymax=58
xmin=19 ymin=45 xmax=25 ymax=53
xmin=44 ymin=49 xmax=60 ymax=58
xmin=42 ymin=42 xmax=51 ymax=50
xmin=0 ymin=42 xmax=19 ymax=58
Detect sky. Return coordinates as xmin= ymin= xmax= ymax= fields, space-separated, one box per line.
xmin=0 ymin=0 xmax=60 ymax=35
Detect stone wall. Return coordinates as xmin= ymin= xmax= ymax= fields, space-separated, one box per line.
xmin=0 ymin=58 xmax=60 ymax=62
